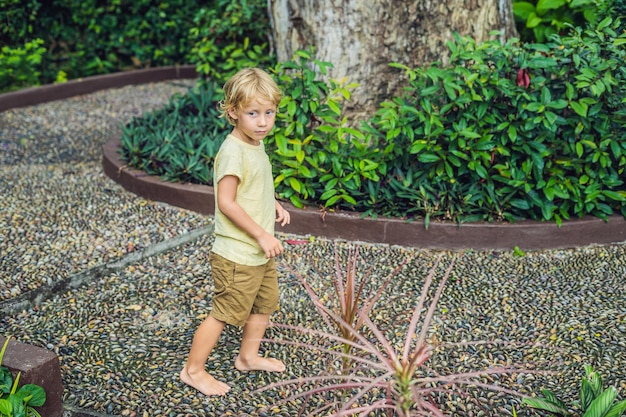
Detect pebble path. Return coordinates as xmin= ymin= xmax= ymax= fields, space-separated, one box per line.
xmin=1 ymin=80 xmax=625 ymax=417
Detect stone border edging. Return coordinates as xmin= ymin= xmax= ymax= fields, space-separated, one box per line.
xmin=102 ymin=136 xmax=626 ymax=250
xmin=0 ymin=65 xmax=197 ymax=112
xmin=0 ymin=336 xmax=64 ymax=417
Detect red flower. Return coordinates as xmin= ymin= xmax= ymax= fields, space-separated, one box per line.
xmin=516 ymin=68 xmax=530 ymax=88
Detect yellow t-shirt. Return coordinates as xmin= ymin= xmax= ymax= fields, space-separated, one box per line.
xmin=212 ymin=134 xmax=275 ymax=266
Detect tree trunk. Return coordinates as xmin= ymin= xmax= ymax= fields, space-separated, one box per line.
xmin=268 ymin=0 xmax=518 ymax=122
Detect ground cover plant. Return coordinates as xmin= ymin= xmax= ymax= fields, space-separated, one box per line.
xmin=120 ymin=18 xmax=626 ymax=225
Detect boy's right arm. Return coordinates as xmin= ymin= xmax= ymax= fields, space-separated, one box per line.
xmin=217 ymin=175 xmax=284 ymax=258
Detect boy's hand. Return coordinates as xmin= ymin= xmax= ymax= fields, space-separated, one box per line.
xmin=275 ymin=202 xmax=291 ymax=227
xmin=258 ymin=233 xmax=284 ymax=258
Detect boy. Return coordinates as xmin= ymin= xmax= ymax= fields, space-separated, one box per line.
xmin=180 ymin=68 xmax=291 ymax=396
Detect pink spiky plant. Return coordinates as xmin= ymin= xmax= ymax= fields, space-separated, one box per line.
xmin=258 ymin=246 xmax=540 ymax=416
xmin=295 ymin=243 xmax=413 ymax=371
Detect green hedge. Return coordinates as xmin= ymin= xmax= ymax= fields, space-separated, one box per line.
xmin=1 ymin=0 xmax=201 ymax=86
xmin=0 ymin=0 xmax=270 ymax=92
xmin=120 ymin=19 xmax=626 ymax=225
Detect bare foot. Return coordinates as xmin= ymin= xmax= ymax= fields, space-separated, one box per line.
xmin=235 ymin=355 xmax=286 ymax=372
xmin=180 ymin=367 xmax=231 ymax=396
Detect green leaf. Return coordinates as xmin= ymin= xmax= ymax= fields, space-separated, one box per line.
xmin=536 ymin=0 xmax=567 ymax=14
xmin=544 ymin=111 xmax=557 ymax=125
xmin=581 ymin=377 xmax=597 ymax=410
xmin=17 ymin=384 xmax=45 ymax=407
xmin=460 ymin=129 xmax=482 ymax=139
xmin=547 ymin=99 xmax=568 ymax=109
xmin=0 ymin=399 xmax=12 ymax=416
xmin=522 ymin=396 xmax=570 ymax=415
xmin=320 ymin=189 xmax=338 ymax=200
xmin=510 ymin=199 xmax=531 ymax=210
xmin=571 ymin=101 xmax=588 ymax=117
xmin=514 ymin=2 xmax=537 ymax=20
xmin=418 ymin=153 xmax=441 ymax=163
xmin=542 ymin=389 xmax=569 ymax=411
xmin=528 ymin=57 xmax=557 ymax=68
xmin=325 ymin=195 xmax=342 ymax=206
xmin=288 ymin=177 xmax=302 ymax=193
xmin=327 ymin=98 xmax=341 ymax=115
xmin=604 ymin=399 xmax=626 ymax=417
xmin=421 ymin=85 xmax=440 ymax=95
xmin=582 ymin=387 xmax=617 ymax=417
xmin=9 ymin=395 xmax=24 ymax=417
xmin=289 ymin=194 xmax=303 ymax=208
xmin=527 ymin=13 xmax=543 ymax=28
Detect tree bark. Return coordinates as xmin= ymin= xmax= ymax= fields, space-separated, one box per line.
xmin=268 ymin=0 xmax=518 ymax=122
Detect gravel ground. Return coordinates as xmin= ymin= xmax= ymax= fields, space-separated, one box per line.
xmin=0 ymin=80 xmax=625 ymax=417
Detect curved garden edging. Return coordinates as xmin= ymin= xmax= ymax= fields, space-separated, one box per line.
xmin=0 ymin=65 xmax=197 ymax=112
xmin=2 ymin=67 xmax=626 ymax=250
xmin=102 ymin=136 xmax=626 ymax=251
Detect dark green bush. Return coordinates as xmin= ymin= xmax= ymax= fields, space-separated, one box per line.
xmin=0 ymin=0 xmax=209 ymax=90
xmin=0 ymin=0 xmax=271 ymax=92
xmin=614 ymin=0 xmax=626 ymax=32
xmin=120 ymin=19 xmax=626 ymax=225
xmin=365 ymin=18 xmax=626 ymax=225
xmin=32 ymin=0 xmax=200 ymax=81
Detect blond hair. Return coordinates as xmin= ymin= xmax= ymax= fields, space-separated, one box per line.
xmin=219 ymin=68 xmax=282 ymax=126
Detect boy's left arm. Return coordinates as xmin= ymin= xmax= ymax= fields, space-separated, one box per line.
xmin=275 ymin=201 xmax=291 ymax=227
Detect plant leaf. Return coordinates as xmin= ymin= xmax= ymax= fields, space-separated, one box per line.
xmin=583 ymin=387 xmax=618 ymax=417
xmin=604 ymin=399 xmax=626 ymax=417
xmin=522 ymin=396 xmax=570 ymax=415
xmin=17 ymin=384 xmax=46 ymax=407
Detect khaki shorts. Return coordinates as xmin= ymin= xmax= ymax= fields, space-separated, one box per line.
xmin=209 ymin=252 xmax=279 ymax=327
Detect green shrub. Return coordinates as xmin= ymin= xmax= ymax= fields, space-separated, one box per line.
xmin=0 ymin=39 xmax=46 ymax=92
xmin=0 ymin=0 xmax=201 ymax=88
xmin=0 ymin=337 xmax=46 ymax=417
xmin=0 ymin=0 xmax=40 ymax=42
xmin=366 ymin=19 xmax=626 ymax=225
xmin=0 ymin=0 xmax=272 ymax=91
xmin=34 ymin=0 xmax=199 ymax=81
xmin=613 ymin=0 xmax=626 ymax=32
xmin=522 ymin=365 xmax=626 ymax=416
xmin=269 ymin=48 xmax=371 ymax=209
xmin=188 ymin=0 xmax=274 ymax=85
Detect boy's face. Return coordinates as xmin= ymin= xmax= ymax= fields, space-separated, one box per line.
xmin=229 ymin=98 xmax=277 ymax=145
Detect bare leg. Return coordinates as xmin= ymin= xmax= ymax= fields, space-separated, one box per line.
xmin=180 ymin=316 xmax=231 ymax=396
xmin=235 ymin=313 xmax=285 ymax=372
